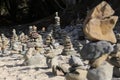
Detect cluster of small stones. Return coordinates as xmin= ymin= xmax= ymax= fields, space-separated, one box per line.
xmin=0 ymin=1 xmax=120 ymax=80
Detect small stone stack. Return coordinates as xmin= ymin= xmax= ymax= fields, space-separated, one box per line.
xmin=11 ymin=29 xmax=18 ymax=42
xmin=29 ymin=25 xmax=39 ymax=42
xmin=61 ymin=36 xmax=76 ymax=55
xmin=10 ymin=29 xmax=23 ymax=54
xmin=1 ymin=33 xmax=10 ymax=54
xmin=53 ymin=12 xmax=61 ymax=39
xmin=45 ymin=33 xmax=54 ymax=46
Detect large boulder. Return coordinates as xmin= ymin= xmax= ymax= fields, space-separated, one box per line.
xmin=83 ymin=1 xmax=118 ymax=43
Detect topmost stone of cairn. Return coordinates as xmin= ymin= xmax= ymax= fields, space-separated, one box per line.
xmin=55 ymin=12 xmax=60 ymax=26
xmin=83 ymin=1 xmax=118 ymax=43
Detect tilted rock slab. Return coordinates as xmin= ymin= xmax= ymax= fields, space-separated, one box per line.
xmin=83 ymin=1 xmax=118 ymax=43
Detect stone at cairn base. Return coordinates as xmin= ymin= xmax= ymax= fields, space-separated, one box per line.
xmin=24 ymin=53 xmax=46 ymax=67
xmin=87 ymin=61 xmax=113 ymax=80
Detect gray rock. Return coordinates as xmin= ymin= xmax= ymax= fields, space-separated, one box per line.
xmin=87 ymin=61 xmax=113 ymax=80
xmin=24 ymin=53 xmax=46 ymax=67
xmin=69 ymin=55 xmax=84 ymax=67
xmin=81 ymin=41 xmax=113 ymax=60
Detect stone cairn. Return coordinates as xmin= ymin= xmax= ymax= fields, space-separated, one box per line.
xmin=1 ymin=33 xmax=9 ymax=54
xmin=61 ymin=36 xmax=76 ymax=55
xmin=10 ymin=29 xmax=22 ymax=54
xmin=52 ymin=1 xmax=120 ymax=80
xmin=81 ymin=1 xmax=119 ymax=80
xmin=53 ymin=12 xmax=61 ymax=39
xmin=0 ymin=2 xmax=120 ymax=80
xmin=29 ymin=25 xmax=39 ymax=42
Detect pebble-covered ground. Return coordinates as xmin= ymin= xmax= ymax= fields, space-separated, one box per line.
xmin=0 ymin=54 xmax=65 ymax=80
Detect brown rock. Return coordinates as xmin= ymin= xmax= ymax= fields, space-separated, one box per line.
xmin=85 ymin=1 xmax=114 ymax=19
xmin=83 ymin=1 xmax=118 ymax=43
xmin=91 ymin=54 xmax=108 ymax=68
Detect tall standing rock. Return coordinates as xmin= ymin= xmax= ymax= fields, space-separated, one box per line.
xmin=83 ymin=1 xmax=118 ymax=43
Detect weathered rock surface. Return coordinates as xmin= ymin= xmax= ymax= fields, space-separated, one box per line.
xmin=24 ymin=53 xmax=47 ymax=67
xmin=91 ymin=54 xmax=108 ymax=68
xmin=69 ymin=55 xmax=84 ymax=67
xmin=87 ymin=61 xmax=113 ymax=80
xmin=81 ymin=40 xmax=113 ymax=60
xmin=83 ymin=1 xmax=118 ymax=43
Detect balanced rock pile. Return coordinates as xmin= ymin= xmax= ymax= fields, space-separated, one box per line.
xmin=81 ymin=1 xmax=119 ymax=80
xmin=0 ymin=1 xmax=120 ymax=80
xmin=53 ymin=1 xmax=120 ymax=80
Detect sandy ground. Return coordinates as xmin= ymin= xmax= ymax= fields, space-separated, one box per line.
xmin=0 ymin=54 xmax=65 ymax=80
xmin=1 ymin=54 xmax=120 ymax=80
